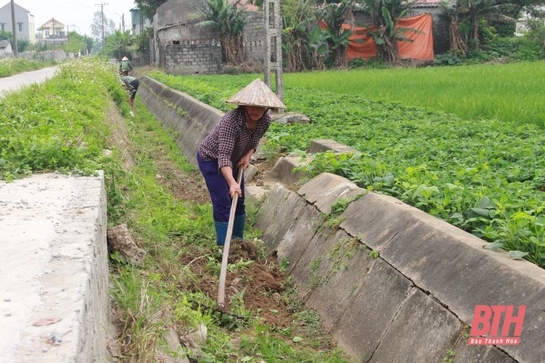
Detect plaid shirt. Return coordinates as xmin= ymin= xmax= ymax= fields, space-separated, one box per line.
xmin=199 ymin=107 xmax=271 ymax=169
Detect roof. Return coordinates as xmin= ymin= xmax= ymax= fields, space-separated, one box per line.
xmin=0 ymin=2 xmax=31 ymax=14
xmin=40 ymin=18 xmax=66 ymax=28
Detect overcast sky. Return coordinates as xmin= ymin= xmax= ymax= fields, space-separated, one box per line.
xmin=13 ymin=0 xmax=137 ymax=36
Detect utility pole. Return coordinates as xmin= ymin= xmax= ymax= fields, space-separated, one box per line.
xmin=52 ymin=18 xmax=56 ymax=49
xmin=95 ymin=3 xmax=108 ymax=49
xmin=122 ymin=13 xmax=125 ymax=33
xmin=10 ymin=0 xmax=17 ymax=56
xmin=264 ymin=0 xmax=283 ymax=106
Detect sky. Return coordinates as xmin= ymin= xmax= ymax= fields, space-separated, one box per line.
xmin=13 ymin=0 xmax=137 ymax=36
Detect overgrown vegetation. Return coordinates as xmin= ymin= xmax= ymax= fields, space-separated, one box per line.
xmin=148 ymin=68 xmax=545 ymax=269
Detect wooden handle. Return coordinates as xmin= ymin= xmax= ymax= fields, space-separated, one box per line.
xmin=217 ymin=168 xmax=244 ymax=309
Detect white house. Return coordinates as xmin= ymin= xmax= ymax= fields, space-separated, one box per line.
xmin=0 ymin=2 xmax=36 ymax=44
xmin=37 ymin=18 xmax=67 ymax=46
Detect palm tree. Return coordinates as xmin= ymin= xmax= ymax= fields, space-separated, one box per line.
xmin=104 ymin=30 xmax=133 ymax=60
xmin=197 ymin=0 xmax=247 ymax=65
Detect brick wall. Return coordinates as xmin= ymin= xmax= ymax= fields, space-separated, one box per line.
xmin=164 ymin=42 xmax=222 ymax=75
xmin=245 ymin=11 xmax=266 ymax=63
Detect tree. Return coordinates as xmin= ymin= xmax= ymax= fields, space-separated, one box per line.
xmin=282 ymin=0 xmax=318 ymax=71
xmin=63 ymin=31 xmax=87 ymax=54
xmin=134 ymin=27 xmax=154 ymax=54
xmin=104 ymin=30 xmax=133 ymax=60
xmin=134 ymin=0 xmax=168 ymax=18
xmin=196 ymin=0 xmax=247 ymax=65
xmin=91 ymin=10 xmax=116 ymax=49
xmin=455 ymin=0 xmax=517 ymax=50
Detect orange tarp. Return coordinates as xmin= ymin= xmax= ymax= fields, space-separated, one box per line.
xmin=322 ymin=13 xmax=434 ymax=61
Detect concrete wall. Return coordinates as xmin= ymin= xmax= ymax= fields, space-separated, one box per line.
xmin=138 ymin=77 xmax=545 ymax=363
xmin=138 ymin=76 xmax=224 ymax=164
xmin=245 ymin=11 xmax=266 ymax=63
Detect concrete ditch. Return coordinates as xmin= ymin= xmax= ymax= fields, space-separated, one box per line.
xmin=139 ymin=75 xmax=545 ymax=363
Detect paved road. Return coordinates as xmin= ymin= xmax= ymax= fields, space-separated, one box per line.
xmin=0 ymin=66 xmax=59 ymax=97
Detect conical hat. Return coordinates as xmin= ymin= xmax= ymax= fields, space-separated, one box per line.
xmin=122 ymin=56 xmax=129 ymax=61
xmin=226 ymin=79 xmax=286 ymax=109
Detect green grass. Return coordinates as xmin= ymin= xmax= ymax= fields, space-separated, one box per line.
xmin=284 ymin=61 xmax=545 ymax=127
xmin=0 ymin=57 xmax=58 ymax=78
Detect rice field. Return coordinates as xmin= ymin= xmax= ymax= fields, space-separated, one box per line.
xmin=284 ymin=61 xmax=545 ymax=127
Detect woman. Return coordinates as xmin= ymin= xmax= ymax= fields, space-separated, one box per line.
xmin=197 ymin=79 xmax=286 ymax=246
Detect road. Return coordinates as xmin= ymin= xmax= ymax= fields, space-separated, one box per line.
xmin=0 ymin=66 xmax=59 ymax=97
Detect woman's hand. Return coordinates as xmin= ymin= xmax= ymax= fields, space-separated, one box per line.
xmin=237 ymin=150 xmax=253 ymax=170
xmin=221 ymin=166 xmax=242 ymax=198
xmin=228 ymin=181 xmax=242 ymax=198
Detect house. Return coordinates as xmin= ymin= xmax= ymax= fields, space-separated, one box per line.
xmin=0 ymin=35 xmax=13 ymax=56
xmin=130 ymin=7 xmax=152 ymax=36
xmin=37 ymin=18 xmax=68 ymax=47
xmin=0 ymin=2 xmax=36 ymax=43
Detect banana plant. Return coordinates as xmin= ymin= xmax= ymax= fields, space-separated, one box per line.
xmin=196 ymin=0 xmax=247 ymax=65
xmin=359 ymin=0 xmax=415 ymax=64
xmin=314 ymin=0 xmax=356 ymax=68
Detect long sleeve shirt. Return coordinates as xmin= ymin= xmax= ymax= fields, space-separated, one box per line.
xmin=198 ymin=107 xmax=271 ymax=170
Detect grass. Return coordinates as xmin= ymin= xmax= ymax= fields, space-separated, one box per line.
xmin=284 ymin=61 xmax=545 ymax=127
xmin=0 ymin=57 xmax=58 ymax=78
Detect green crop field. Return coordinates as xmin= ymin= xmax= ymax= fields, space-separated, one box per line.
xmin=285 ymin=61 xmax=545 ymax=128
xmin=149 ymin=63 xmax=545 ymax=269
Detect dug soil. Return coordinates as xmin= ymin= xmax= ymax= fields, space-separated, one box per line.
xmin=154 ymin=143 xmax=293 ymax=327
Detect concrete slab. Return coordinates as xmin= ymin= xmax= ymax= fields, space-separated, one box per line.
xmin=332 ymin=259 xmax=413 ymax=361
xmin=0 ymin=173 xmax=109 ymax=363
xmin=369 ymin=288 xmax=462 ymax=363
xmin=307 ymin=139 xmax=357 ymax=154
xmin=298 ymin=172 xmax=365 ymax=215
xmin=340 ymin=192 xmax=421 ymax=250
xmin=302 ymin=230 xmax=374 ymax=333
xmin=255 ymin=184 xmax=307 ymax=254
xmin=263 ymin=154 xmax=309 ymax=186
xmin=139 ymin=76 xmax=223 ymax=166
xmin=275 ymin=202 xmax=322 ymax=275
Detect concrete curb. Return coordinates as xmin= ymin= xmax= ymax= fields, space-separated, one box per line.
xmin=139 ymin=76 xmax=223 ymax=165
xmin=0 ymin=173 xmax=109 ymax=363
xmin=249 ymin=173 xmax=544 ymax=363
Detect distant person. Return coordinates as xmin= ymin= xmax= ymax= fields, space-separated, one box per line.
xmin=197 ymin=79 xmax=286 ymax=246
xmin=119 ymin=56 xmax=132 ymax=74
xmin=120 ymin=71 xmax=139 ymax=113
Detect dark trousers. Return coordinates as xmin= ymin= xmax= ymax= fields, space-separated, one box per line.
xmin=197 ymin=151 xmax=245 ymax=222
